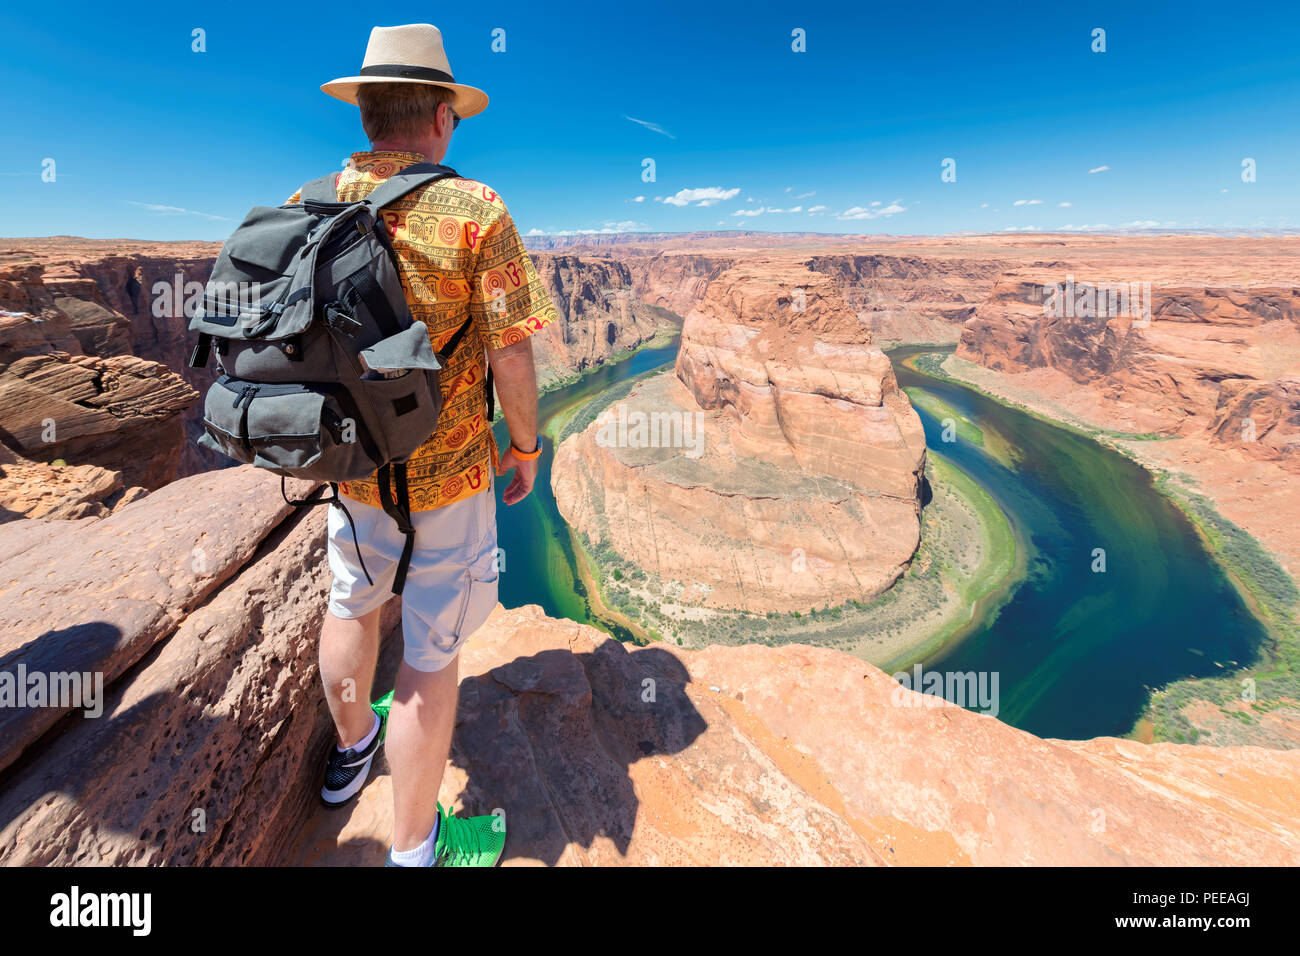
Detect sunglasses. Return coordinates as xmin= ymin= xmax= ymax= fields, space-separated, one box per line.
xmin=450 ymin=107 xmax=461 ymax=130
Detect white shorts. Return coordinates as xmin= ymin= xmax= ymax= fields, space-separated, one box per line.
xmin=326 ymin=484 xmax=499 ymax=672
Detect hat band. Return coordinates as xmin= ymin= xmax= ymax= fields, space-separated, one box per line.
xmin=359 ymin=64 xmax=455 ymax=83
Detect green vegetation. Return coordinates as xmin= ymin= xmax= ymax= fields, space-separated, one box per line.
xmin=1140 ymin=476 xmax=1300 ymax=744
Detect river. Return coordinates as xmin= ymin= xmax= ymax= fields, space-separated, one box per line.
xmin=491 ymin=339 xmax=1267 ymax=740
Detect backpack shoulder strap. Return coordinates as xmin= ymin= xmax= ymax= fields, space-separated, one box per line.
xmin=362 ymin=162 xmax=460 ymax=211
xmin=298 ymin=172 xmax=340 ymax=204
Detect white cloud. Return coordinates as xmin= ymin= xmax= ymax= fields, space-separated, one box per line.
xmin=796 ymin=191 xmax=815 ymax=199
xmin=732 ymin=204 xmax=807 ymax=217
xmin=529 ymin=223 xmax=650 ymax=236
xmin=625 ymin=116 xmax=675 ymax=139
xmin=633 ymin=195 xmax=645 ymax=202
xmin=662 ymin=186 xmax=741 ymax=207
xmin=980 ymin=203 xmax=989 ymax=208
xmin=1013 ymin=199 xmax=1043 ymax=206
xmin=870 ymin=201 xmax=882 ymax=207
xmin=807 ymin=204 xmax=827 ymax=213
xmin=835 ymin=202 xmax=907 ymax=221
xmin=127 ymin=201 xmax=229 ymax=221
xmin=1059 ymin=201 xmax=1072 ymax=207
xmin=1088 ymin=165 xmax=1110 ymax=174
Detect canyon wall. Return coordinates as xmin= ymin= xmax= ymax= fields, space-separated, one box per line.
xmin=553 ymin=261 xmax=927 ymax=613
xmin=806 ymin=253 xmax=1006 ymax=345
xmin=0 ymin=243 xmax=221 ymax=487
xmin=527 ymin=253 xmax=673 ymax=388
xmin=958 ymin=278 xmax=1300 ymax=470
xmin=624 ymin=250 xmax=737 ymax=318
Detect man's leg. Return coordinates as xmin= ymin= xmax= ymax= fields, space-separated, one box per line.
xmin=319 ymin=606 xmax=382 ymax=748
xmin=387 ymin=653 xmax=460 ymax=851
xmin=385 ymin=485 xmax=500 ymax=858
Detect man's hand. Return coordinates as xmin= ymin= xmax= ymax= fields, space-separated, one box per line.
xmin=496 ymin=444 xmax=538 ymax=505
xmin=486 ymin=336 xmax=541 ymax=505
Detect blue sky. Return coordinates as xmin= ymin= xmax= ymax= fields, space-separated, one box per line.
xmin=1 ymin=0 xmax=1297 ymax=240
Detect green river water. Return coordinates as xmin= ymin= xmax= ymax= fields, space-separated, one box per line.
xmin=491 ymin=339 xmax=1267 ymax=740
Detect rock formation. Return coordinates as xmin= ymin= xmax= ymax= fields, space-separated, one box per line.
xmin=0 ymin=243 xmax=217 ymax=481
xmin=626 ymin=250 xmax=736 ymax=317
xmin=0 ymin=440 xmax=144 ymax=523
xmin=806 ymin=253 xmax=1005 ymax=345
xmin=553 ymin=261 xmax=927 ymax=613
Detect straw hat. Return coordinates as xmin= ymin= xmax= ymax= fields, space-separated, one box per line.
xmin=321 ymin=24 xmax=488 ymax=119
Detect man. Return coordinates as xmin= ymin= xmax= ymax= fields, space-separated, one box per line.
xmin=286 ymin=24 xmax=556 ymax=867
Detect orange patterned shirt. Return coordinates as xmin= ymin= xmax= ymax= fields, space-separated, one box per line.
xmin=287 ymin=150 xmax=556 ymax=511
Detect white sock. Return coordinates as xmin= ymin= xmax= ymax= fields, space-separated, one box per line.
xmin=338 ymin=711 xmax=380 ymax=754
xmin=390 ymin=817 xmax=440 ymax=868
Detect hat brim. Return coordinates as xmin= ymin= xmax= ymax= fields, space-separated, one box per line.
xmin=321 ymin=76 xmax=488 ymax=119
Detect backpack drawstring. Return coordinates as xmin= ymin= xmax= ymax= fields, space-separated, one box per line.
xmin=281 ymin=477 xmax=373 ymax=586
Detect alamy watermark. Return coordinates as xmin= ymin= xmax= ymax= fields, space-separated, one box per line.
xmin=891 ymin=664 xmax=1000 ymax=718
xmin=151 ymin=272 xmax=262 ymax=324
xmin=594 ymin=403 xmax=706 ymax=459
xmin=0 ymin=664 xmax=103 ymax=718
xmin=1043 ymin=273 xmax=1151 ymax=327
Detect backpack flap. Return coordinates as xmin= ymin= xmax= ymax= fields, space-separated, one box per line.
xmin=189 ymin=204 xmax=313 ymax=337
xmin=359 ymin=322 xmax=442 ymax=375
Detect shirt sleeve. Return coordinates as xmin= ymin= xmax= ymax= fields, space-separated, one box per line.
xmin=469 ymin=205 xmax=557 ymax=349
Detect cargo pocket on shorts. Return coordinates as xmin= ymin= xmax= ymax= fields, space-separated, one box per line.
xmin=450 ymin=552 xmax=499 ymax=647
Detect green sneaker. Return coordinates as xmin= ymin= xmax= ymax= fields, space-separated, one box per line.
xmin=371 ymin=689 xmax=394 ymax=744
xmin=432 ymin=802 xmax=507 ymax=867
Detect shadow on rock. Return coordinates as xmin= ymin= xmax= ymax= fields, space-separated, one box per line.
xmin=449 ymin=640 xmax=705 ymax=865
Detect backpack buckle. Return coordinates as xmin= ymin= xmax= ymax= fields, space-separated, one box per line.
xmin=324 ymin=300 xmax=362 ymax=336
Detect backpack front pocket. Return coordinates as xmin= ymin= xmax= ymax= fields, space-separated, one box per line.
xmin=198 ymin=375 xmax=380 ymax=481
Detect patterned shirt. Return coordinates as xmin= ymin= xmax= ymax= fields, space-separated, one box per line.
xmin=287 ymin=150 xmax=556 ymax=511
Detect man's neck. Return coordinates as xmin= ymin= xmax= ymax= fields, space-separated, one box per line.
xmin=368 ymin=139 xmax=434 ymax=160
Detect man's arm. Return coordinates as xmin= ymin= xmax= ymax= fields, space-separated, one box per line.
xmin=488 ymin=337 xmax=540 ymax=505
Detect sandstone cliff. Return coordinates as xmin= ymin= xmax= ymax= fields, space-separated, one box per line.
xmin=528 ymin=253 xmax=674 ymax=388
xmin=553 ymin=262 xmax=927 ymax=614
xmin=625 ymin=250 xmax=737 ymax=318
xmin=958 ymin=278 xmax=1300 ymax=464
xmin=0 ymin=242 xmax=218 ymax=483
xmin=806 ymin=253 xmax=1005 ymax=345
xmin=1 ymin=466 xmax=1297 ymax=866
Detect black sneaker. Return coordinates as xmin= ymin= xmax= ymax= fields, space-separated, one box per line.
xmin=320 ymin=698 xmax=388 ymax=808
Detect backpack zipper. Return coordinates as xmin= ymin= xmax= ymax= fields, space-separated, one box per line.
xmin=231 ymin=383 xmax=258 ymax=408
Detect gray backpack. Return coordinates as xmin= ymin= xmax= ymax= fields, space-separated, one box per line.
xmin=187 ymin=162 xmax=479 ymax=594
